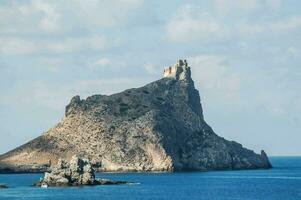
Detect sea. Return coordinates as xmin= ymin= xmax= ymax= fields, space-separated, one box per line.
xmin=0 ymin=157 xmax=300 ymax=200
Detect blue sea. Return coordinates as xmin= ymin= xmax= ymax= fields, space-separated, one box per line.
xmin=0 ymin=157 xmax=300 ymax=200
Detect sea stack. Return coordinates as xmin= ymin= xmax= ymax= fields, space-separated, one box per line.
xmin=34 ymin=155 xmax=128 ymax=187
xmin=0 ymin=60 xmax=272 ymax=172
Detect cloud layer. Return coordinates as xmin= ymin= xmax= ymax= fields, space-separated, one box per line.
xmin=0 ymin=0 xmax=300 ymax=155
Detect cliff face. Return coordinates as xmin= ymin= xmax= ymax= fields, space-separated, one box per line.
xmin=0 ymin=60 xmax=272 ymax=172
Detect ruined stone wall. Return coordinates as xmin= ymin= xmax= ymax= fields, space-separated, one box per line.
xmin=163 ymin=59 xmax=189 ymax=80
xmin=163 ymin=66 xmax=177 ymax=78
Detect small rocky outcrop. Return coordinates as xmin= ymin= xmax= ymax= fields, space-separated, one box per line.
xmin=34 ymin=155 xmax=128 ymax=187
xmin=0 ymin=60 xmax=272 ymax=173
xmin=0 ymin=184 xmax=8 ymax=189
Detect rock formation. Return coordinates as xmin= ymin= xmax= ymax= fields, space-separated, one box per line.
xmin=0 ymin=184 xmax=8 ymax=189
xmin=34 ymin=155 xmax=128 ymax=187
xmin=0 ymin=60 xmax=272 ymax=173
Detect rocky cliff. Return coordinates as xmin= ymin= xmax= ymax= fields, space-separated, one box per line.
xmin=0 ymin=60 xmax=272 ymax=172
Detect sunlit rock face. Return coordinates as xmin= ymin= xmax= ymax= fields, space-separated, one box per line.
xmin=34 ymin=155 xmax=129 ymax=187
xmin=0 ymin=60 xmax=272 ymax=173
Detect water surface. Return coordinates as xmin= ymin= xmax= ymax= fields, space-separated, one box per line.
xmin=0 ymin=157 xmax=300 ymax=200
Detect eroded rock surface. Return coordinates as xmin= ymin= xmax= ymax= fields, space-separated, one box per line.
xmin=34 ymin=155 xmax=128 ymax=187
xmin=0 ymin=60 xmax=272 ymax=173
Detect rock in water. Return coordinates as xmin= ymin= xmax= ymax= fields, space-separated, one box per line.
xmin=34 ymin=155 xmax=128 ymax=187
xmin=0 ymin=60 xmax=272 ymax=172
xmin=0 ymin=184 xmax=8 ymax=189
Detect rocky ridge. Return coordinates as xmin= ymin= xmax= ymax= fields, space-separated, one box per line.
xmin=0 ymin=60 xmax=272 ymax=172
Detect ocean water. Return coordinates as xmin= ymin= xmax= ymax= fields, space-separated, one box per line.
xmin=0 ymin=157 xmax=300 ymax=200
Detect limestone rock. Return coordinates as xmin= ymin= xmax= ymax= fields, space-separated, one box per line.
xmin=0 ymin=60 xmax=272 ymax=172
xmin=34 ymin=155 xmax=127 ymax=187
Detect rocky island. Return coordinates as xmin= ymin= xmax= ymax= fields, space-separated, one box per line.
xmin=0 ymin=60 xmax=272 ymax=173
xmin=34 ymin=155 xmax=128 ymax=187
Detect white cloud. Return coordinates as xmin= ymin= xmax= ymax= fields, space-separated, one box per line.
xmin=187 ymin=53 xmax=301 ymax=117
xmin=265 ymin=0 xmax=282 ymax=10
xmin=188 ymin=55 xmax=242 ymax=104
xmin=90 ymin=57 xmax=128 ymax=70
xmin=213 ymin=0 xmax=281 ymax=15
xmin=144 ymin=63 xmax=158 ymax=75
xmin=0 ymin=35 xmax=107 ymax=55
xmin=297 ymin=96 xmax=301 ymax=111
xmin=166 ymin=5 xmax=224 ymax=42
xmin=35 ymin=57 xmax=63 ymax=72
xmin=236 ymin=23 xmax=265 ymax=36
xmin=94 ymin=58 xmax=112 ymax=67
xmin=212 ymin=0 xmax=259 ymax=16
xmin=213 ymin=0 xmax=232 ymax=16
xmin=0 ymin=0 xmax=144 ymax=55
xmin=236 ymin=15 xmax=301 ymax=37
xmin=31 ymin=1 xmax=60 ymax=32
xmin=270 ymin=16 xmax=301 ymax=31
xmin=235 ymin=15 xmax=301 ymax=37
xmin=0 ymin=38 xmax=38 ymax=55
xmin=166 ymin=3 xmax=300 ymax=43
xmin=236 ymin=0 xmax=259 ymax=12
xmin=0 ymin=0 xmax=61 ymax=34
xmin=0 ymin=0 xmax=143 ymax=34
xmin=46 ymin=35 xmax=107 ymax=53
xmin=286 ymin=47 xmax=299 ymax=57
xmin=62 ymin=0 xmax=144 ymax=29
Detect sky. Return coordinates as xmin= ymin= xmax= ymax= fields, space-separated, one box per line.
xmin=0 ymin=0 xmax=300 ymax=156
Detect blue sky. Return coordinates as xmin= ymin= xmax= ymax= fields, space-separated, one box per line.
xmin=0 ymin=0 xmax=300 ymax=155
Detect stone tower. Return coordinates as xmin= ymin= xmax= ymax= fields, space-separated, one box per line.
xmin=163 ymin=59 xmax=191 ymax=81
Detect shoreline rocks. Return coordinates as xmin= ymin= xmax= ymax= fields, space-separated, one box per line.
xmin=34 ymin=155 xmax=129 ymax=187
xmin=0 ymin=184 xmax=8 ymax=189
